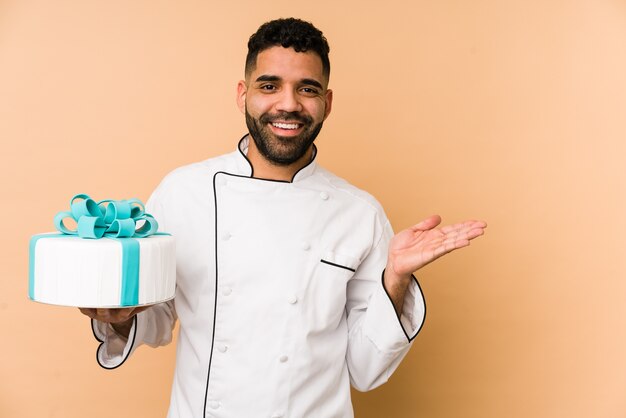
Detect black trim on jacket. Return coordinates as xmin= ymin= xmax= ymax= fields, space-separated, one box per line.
xmin=380 ymin=270 xmax=427 ymax=343
xmin=236 ymin=134 xmax=317 ymax=183
xmin=320 ymin=259 xmax=356 ymax=272
xmin=92 ymin=316 xmax=138 ymax=370
xmin=203 ymin=171 xmax=222 ymax=416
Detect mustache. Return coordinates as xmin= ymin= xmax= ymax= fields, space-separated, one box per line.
xmin=259 ymin=112 xmax=312 ymax=125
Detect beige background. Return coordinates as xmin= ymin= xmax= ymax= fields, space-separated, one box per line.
xmin=1 ymin=1 xmax=625 ymax=417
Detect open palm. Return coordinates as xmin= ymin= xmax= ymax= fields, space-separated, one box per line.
xmin=387 ymin=215 xmax=487 ymax=276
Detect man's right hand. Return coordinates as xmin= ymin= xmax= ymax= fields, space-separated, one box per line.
xmin=79 ymin=306 xmax=150 ymax=339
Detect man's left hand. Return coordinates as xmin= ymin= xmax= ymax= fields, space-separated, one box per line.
xmin=383 ymin=215 xmax=487 ymax=315
xmin=387 ymin=215 xmax=487 ymax=278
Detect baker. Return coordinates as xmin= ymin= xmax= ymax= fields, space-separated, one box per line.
xmin=80 ymin=17 xmax=486 ymax=418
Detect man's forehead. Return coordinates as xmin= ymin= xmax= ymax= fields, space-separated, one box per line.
xmin=248 ymin=46 xmax=327 ymax=85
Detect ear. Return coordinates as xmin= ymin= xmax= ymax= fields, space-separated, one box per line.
xmin=236 ymin=80 xmax=247 ymax=114
xmin=323 ymin=88 xmax=333 ymax=120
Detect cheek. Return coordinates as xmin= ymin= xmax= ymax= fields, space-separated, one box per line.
xmin=246 ymin=94 xmax=273 ymax=116
xmin=306 ymin=102 xmax=327 ymax=121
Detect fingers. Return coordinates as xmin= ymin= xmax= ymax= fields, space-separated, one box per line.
xmin=440 ymin=220 xmax=486 ymax=234
xmin=77 ymin=306 xmax=148 ymax=323
xmin=130 ymin=306 xmax=151 ymax=316
xmin=390 ymin=217 xmax=486 ymax=275
xmin=78 ymin=308 xmax=96 ymax=318
xmin=466 ymin=227 xmax=485 ymax=240
xmin=424 ymin=222 xmax=486 ymax=255
xmin=447 ymin=227 xmax=484 ymax=242
xmin=411 ymin=215 xmax=442 ymax=232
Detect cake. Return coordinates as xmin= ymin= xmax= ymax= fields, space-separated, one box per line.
xmin=28 ymin=194 xmax=176 ymax=308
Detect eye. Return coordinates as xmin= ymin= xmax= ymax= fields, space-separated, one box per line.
xmin=259 ymin=84 xmax=276 ymax=91
xmin=300 ymin=87 xmax=320 ymax=96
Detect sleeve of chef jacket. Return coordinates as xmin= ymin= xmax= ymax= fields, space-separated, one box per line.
xmin=346 ymin=218 xmax=426 ymax=391
xmin=90 ymin=190 xmax=178 ymax=369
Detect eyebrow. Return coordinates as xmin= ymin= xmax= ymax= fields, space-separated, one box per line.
xmin=254 ymin=74 xmax=324 ymax=90
xmin=255 ymin=75 xmax=281 ymax=83
xmin=301 ymin=78 xmax=324 ymax=89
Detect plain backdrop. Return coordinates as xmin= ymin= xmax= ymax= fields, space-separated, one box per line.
xmin=1 ymin=1 xmax=626 ymax=417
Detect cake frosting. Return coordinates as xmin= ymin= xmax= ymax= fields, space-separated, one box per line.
xmin=28 ymin=194 xmax=176 ymax=308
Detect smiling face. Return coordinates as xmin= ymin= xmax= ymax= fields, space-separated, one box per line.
xmin=237 ymin=46 xmax=333 ymax=167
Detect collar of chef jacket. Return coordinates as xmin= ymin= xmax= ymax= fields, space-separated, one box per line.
xmin=235 ymin=134 xmax=318 ymax=183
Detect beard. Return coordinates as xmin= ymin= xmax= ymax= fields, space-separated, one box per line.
xmin=245 ymin=108 xmax=323 ymax=166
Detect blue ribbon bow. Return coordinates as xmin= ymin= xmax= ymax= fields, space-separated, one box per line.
xmin=53 ymin=193 xmax=158 ymax=239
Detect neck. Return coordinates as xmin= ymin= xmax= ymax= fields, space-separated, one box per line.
xmin=246 ymin=136 xmax=313 ymax=182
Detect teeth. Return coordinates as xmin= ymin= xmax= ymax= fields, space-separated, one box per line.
xmin=272 ymin=122 xmax=299 ymax=130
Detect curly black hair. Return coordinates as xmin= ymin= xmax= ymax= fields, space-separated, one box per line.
xmin=245 ymin=18 xmax=330 ymax=79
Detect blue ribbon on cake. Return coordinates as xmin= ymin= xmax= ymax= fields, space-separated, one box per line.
xmin=29 ymin=194 xmax=160 ymax=306
xmin=53 ymin=193 xmax=159 ymax=239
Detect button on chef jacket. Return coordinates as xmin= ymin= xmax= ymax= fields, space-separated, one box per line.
xmin=92 ymin=136 xmax=426 ymax=418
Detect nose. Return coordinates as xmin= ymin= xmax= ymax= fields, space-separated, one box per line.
xmin=275 ymin=89 xmax=303 ymax=113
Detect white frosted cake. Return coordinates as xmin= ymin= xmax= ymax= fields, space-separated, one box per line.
xmin=29 ymin=233 xmax=176 ymax=308
xmin=29 ymin=193 xmax=176 ymax=308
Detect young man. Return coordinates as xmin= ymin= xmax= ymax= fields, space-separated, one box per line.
xmin=81 ymin=18 xmax=486 ymax=418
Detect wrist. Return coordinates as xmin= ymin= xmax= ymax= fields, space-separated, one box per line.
xmin=382 ymin=267 xmax=412 ymax=316
xmin=383 ymin=263 xmax=413 ymax=286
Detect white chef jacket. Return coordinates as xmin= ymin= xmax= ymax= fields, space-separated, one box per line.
xmin=92 ymin=135 xmax=426 ymax=418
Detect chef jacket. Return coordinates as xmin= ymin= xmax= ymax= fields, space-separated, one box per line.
xmin=92 ymin=135 xmax=426 ymax=418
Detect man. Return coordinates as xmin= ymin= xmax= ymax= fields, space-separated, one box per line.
xmin=80 ymin=18 xmax=486 ymax=417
